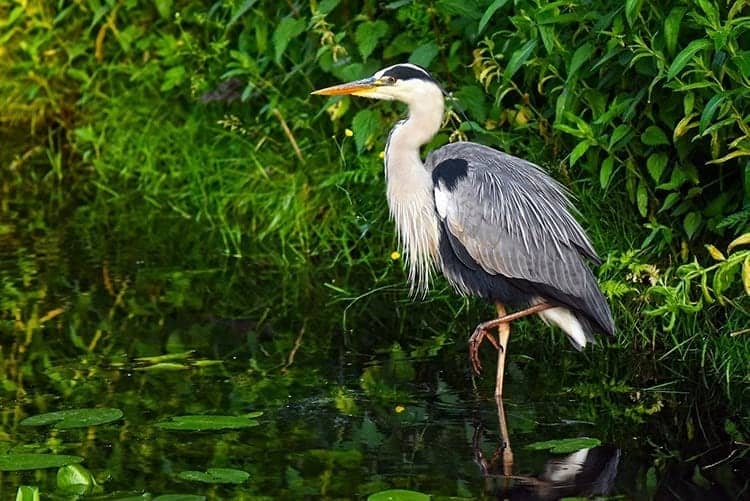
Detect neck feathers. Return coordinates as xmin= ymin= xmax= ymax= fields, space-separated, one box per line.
xmin=384 ymin=83 xmax=444 ymax=295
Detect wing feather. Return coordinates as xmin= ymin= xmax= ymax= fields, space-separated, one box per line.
xmin=427 ymin=142 xmax=613 ymax=335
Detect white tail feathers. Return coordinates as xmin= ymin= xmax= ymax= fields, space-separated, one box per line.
xmin=538 ymin=306 xmax=588 ymax=350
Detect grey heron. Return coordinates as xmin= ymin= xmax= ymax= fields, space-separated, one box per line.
xmin=313 ymin=64 xmax=614 ymax=396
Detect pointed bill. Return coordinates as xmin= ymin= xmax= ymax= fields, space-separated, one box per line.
xmin=311 ymin=78 xmax=377 ymax=96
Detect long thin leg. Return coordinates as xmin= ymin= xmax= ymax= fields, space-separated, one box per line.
xmin=469 ymin=302 xmax=552 ymax=375
xmin=495 ymin=303 xmax=511 ymax=398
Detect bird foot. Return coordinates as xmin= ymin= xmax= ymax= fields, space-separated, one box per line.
xmin=468 ymin=322 xmax=500 ymax=375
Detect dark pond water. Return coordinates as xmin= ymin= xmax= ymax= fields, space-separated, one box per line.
xmin=0 ymin=192 xmax=748 ymax=500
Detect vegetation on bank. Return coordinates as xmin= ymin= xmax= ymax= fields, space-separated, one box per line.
xmin=1 ymin=0 xmax=749 ymax=395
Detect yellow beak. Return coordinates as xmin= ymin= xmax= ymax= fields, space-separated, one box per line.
xmin=311 ymin=77 xmax=377 ymax=96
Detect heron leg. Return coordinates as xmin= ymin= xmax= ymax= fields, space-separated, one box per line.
xmin=468 ymin=302 xmax=553 ymax=377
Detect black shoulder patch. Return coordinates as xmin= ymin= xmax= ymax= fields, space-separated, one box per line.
xmin=432 ymin=158 xmax=469 ymax=191
xmin=382 ymin=64 xmax=434 ymax=82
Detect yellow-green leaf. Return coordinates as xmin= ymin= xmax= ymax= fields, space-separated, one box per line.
xmin=743 ymin=256 xmax=750 ymax=295
xmin=707 ymin=149 xmax=750 ymax=165
xmin=728 ymin=233 xmax=750 ymax=253
xmin=705 ymin=244 xmax=725 ymax=261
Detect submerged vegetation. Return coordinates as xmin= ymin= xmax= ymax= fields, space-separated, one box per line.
xmin=1 ymin=0 xmax=749 ymax=497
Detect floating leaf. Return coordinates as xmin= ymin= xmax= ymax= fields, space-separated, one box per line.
xmin=135 ymin=362 xmax=190 ymax=371
xmin=525 ymin=437 xmax=602 ymax=453
xmin=178 ymin=468 xmax=250 ymax=484
xmin=368 ymin=489 xmax=430 ymax=501
xmin=0 ymin=454 xmax=83 ymax=471
xmin=21 ymin=408 xmax=123 ymax=429
xmin=156 ymin=413 xmax=262 ymax=431
xmin=154 ymin=496 xmax=206 ymax=501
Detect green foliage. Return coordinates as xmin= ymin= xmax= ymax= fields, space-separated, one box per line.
xmin=472 ymin=0 xmax=750 ymax=249
xmin=525 ymin=437 xmax=602 ymax=454
xmin=0 ymin=454 xmax=83 ymax=471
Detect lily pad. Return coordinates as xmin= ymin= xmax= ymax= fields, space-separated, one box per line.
xmin=368 ymin=490 xmax=430 ymax=501
xmin=156 ymin=413 xmax=262 ymax=431
xmin=0 ymin=453 xmax=83 ymax=471
xmin=525 ymin=437 xmax=602 ymax=454
xmin=154 ymin=496 xmax=206 ymax=501
xmin=178 ymin=468 xmax=250 ymax=484
xmin=20 ymin=408 xmax=123 ymax=429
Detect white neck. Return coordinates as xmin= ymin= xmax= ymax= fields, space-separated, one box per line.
xmin=383 ymin=83 xmax=444 ymax=295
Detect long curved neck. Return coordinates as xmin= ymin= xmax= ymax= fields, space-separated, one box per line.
xmin=384 ymin=89 xmax=444 ymax=295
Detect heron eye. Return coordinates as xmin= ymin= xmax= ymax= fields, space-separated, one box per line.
xmin=383 ymin=76 xmax=397 ymax=85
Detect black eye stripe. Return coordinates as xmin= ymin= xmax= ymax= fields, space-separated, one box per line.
xmin=382 ymin=65 xmax=434 ymax=82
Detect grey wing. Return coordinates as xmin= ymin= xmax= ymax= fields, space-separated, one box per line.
xmin=427 ymin=142 xmax=613 ymax=335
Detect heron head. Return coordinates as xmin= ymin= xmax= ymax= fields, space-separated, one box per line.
xmin=312 ymin=63 xmax=442 ymax=105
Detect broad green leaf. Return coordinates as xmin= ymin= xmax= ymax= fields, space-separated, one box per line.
xmin=408 ymin=42 xmax=439 ymax=67
xmin=156 ymin=413 xmax=262 ymax=431
xmin=699 ymin=94 xmax=724 ymax=135
xmin=273 ymin=17 xmax=306 ymax=63
xmin=352 ymin=109 xmax=380 ymax=153
xmin=355 ymin=20 xmax=388 ymax=60
xmin=667 ymin=40 xmax=711 ymax=80
xmin=646 ymin=153 xmax=668 ymax=182
xmin=641 ymin=125 xmax=669 ymax=146
xmin=728 ymin=233 xmax=750 ymax=252
xmin=569 ymin=140 xmax=591 ymax=167
xmin=636 ymin=180 xmax=648 ymax=217
xmin=664 ymin=7 xmax=686 ymax=55
xmin=526 ymin=437 xmax=602 ymax=454
xmin=15 ymin=486 xmax=39 ymax=501
xmin=154 ymin=0 xmax=173 ymax=19
xmin=600 ymin=156 xmax=614 ymax=189
xmin=318 ymin=0 xmax=341 ymax=15
xmin=503 ymin=40 xmax=537 ymax=84
xmin=683 ymin=212 xmax=702 ymax=239
xmin=609 ymin=124 xmax=631 ymax=149
xmin=178 ymin=468 xmax=250 ymax=484
xmin=567 ymin=42 xmax=594 ymax=80
xmin=21 ymin=408 xmax=123 ymax=429
xmin=368 ymin=489 xmax=430 ymax=501
xmin=0 ymin=454 xmax=83 ymax=471
xmin=625 ymin=0 xmax=643 ymax=26
xmin=659 ymin=192 xmax=680 ymax=213
xmin=454 ymin=85 xmax=488 ymax=122
xmin=478 ymin=0 xmax=510 ymax=34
